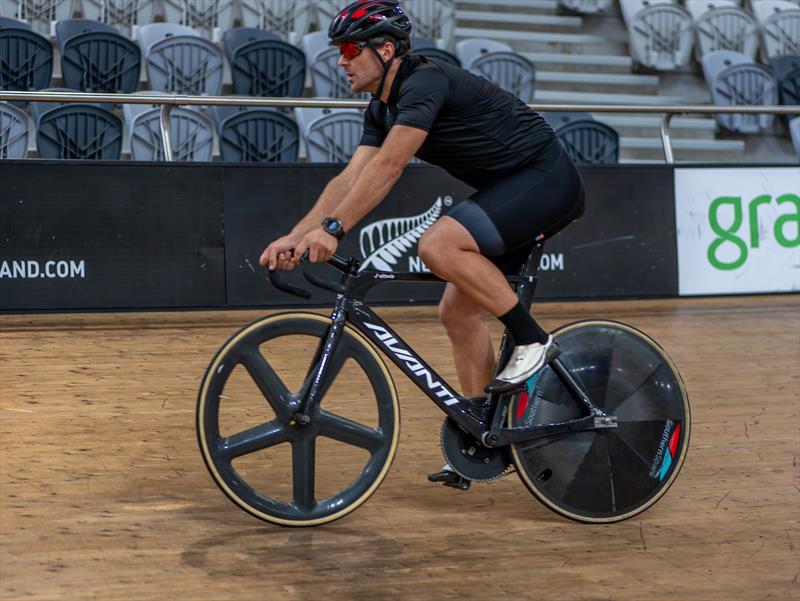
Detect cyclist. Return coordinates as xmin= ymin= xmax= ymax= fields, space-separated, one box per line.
xmin=260 ymin=0 xmax=586 ymax=483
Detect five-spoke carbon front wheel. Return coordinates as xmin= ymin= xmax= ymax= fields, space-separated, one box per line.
xmin=197 ymin=312 xmax=400 ymax=526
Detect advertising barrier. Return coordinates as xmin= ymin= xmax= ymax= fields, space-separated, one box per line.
xmin=675 ymin=167 xmax=800 ymax=295
xmin=0 ymin=162 xmax=225 ymax=311
xmin=224 ymin=164 xmax=678 ymax=306
xmin=0 ymin=160 xmax=688 ymax=311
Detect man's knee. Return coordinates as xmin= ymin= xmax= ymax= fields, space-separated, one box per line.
xmin=418 ymin=229 xmax=445 ymax=269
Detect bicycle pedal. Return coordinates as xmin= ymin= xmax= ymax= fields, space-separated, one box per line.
xmin=428 ymin=469 xmax=471 ymax=490
xmin=444 ymin=478 xmax=471 ymax=491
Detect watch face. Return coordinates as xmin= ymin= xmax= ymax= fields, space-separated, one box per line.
xmin=325 ymin=221 xmax=338 ymax=234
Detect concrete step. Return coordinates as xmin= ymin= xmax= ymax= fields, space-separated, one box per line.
xmin=521 ymin=51 xmax=633 ymax=73
xmin=456 ymin=10 xmax=583 ymax=31
xmin=454 ymin=26 xmax=616 ymax=54
xmin=536 ymin=70 xmax=659 ymax=93
xmin=596 ymin=115 xmax=718 ymax=139
xmin=619 ymin=136 xmax=745 ymax=161
xmin=456 ymin=0 xmax=560 ymax=13
xmin=535 ymin=89 xmax=684 ymax=105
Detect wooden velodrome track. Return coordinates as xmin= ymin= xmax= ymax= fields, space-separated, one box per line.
xmin=1 ymin=294 xmax=798 ymax=600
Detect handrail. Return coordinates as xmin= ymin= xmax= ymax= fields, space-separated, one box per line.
xmin=1 ymin=90 xmax=798 ymax=164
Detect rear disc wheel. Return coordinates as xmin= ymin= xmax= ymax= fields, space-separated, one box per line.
xmin=509 ymin=320 xmax=690 ymax=523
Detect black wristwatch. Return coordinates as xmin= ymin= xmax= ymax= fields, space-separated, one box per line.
xmin=321 ymin=217 xmax=346 ymax=241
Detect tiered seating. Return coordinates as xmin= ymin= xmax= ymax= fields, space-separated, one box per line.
xmin=56 ymin=18 xmax=140 ymax=93
xmin=702 ymin=50 xmax=778 ymax=133
xmin=217 ymin=107 xmax=298 ymax=162
xmin=751 ymin=0 xmax=800 ymax=60
xmin=2 ymin=0 xmax=797 ymax=164
xmin=0 ymin=99 xmax=28 ymax=157
xmin=124 ymin=99 xmax=213 ymax=161
xmin=621 ymin=0 xmax=694 ymax=70
xmin=224 ymin=27 xmax=305 ymax=97
xmin=137 ymin=23 xmax=224 ymax=95
xmin=687 ymin=0 xmax=759 ymax=61
xmin=0 ymin=16 xmax=53 ymax=93
xmin=543 ymin=111 xmax=619 ymax=164
xmin=402 ymin=0 xmax=456 ymax=50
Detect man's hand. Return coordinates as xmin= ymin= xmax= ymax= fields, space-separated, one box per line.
xmin=259 ymin=233 xmax=302 ymax=271
xmin=294 ymin=227 xmax=338 ymax=265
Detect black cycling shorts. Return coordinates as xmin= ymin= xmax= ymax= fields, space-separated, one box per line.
xmin=445 ymin=141 xmax=586 ymax=274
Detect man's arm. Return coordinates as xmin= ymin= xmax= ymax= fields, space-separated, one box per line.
xmin=293 ymin=124 xmax=429 ymax=263
xmin=330 ymin=125 xmax=429 ymax=233
xmin=289 ymin=144 xmax=381 ymax=238
xmin=259 ymin=144 xmax=379 ymax=268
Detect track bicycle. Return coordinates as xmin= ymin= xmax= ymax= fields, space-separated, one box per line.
xmin=197 ymin=246 xmax=690 ymax=526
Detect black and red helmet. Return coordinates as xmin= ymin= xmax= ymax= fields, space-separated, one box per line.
xmin=328 ymin=0 xmax=413 ymax=43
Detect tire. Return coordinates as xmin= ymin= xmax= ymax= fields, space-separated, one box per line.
xmin=197 ymin=312 xmax=400 ymax=526
xmin=508 ymin=320 xmax=690 ymax=523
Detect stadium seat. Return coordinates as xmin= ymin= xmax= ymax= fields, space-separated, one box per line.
xmin=789 ymin=116 xmax=800 ymax=159
xmin=0 ymin=22 xmax=53 ymax=94
xmin=183 ymin=0 xmax=262 ymax=41
xmin=128 ymin=106 xmax=214 ymax=161
xmin=0 ymin=101 xmax=29 ymax=158
xmin=218 ymin=108 xmax=299 ymax=162
xmin=401 ymin=0 xmax=455 ymax=50
xmin=224 ymin=27 xmax=305 ymax=97
xmin=702 ymin=50 xmax=778 ymax=133
xmin=414 ymin=46 xmax=461 ymax=67
xmin=36 ymin=103 xmax=122 ymax=159
xmin=771 ymin=54 xmax=800 ymax=107
xmin=467 ymin=51 xmax=536 ymax=103
xmin=137 ymin=22 xmax=201 ymax=55
xmin=56 ymin=19 xmax=141 ymax=94
xmin=558 ymin=0 xmax=612 ymax=14
xmin=29 ymin=87 xmax=105 ymax=123
xmin=688 ymin=1 xmax=759 ymax=61
xmin=294 ymin=106 xmax=360 ymax=137
xmin=619 ymin=0 xmax=675 ymax=27
xmin=771 ymin=54 xmax=800 ymax=126
xmin=555 ymin=119 xmax=619 ymax=164
xmin=260 ymin=0 xmax=313 ymax=45
xmin=304 ymin=110 xmax=363 ymax=163
xmin=455 ymin=38 xmax=512 ymax=69
xmin=625 ymin=1 xmax=694 ymax=70
xmin=752 ymin=0 xmax=800 ymax=60
xmin=210 ymin=102 xmax=286 ymax=131
xmin=137 ymin=23 xmax=223 ymax=95
xmin=302 ymin=30 xmax=329 ymax=65
xmin=0 ymin=16 xmax=30 ymax=29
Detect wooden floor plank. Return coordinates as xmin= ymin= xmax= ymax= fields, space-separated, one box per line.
xmin=1 ymin=295 xmax=798 ymax=600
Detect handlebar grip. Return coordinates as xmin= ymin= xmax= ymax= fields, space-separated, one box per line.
xmin=303 ymin=269 xmax=346 ymax=294
xmin=266 ymin=268 xmax=312 ymax=299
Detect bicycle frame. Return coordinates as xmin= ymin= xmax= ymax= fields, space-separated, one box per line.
xmin=272 ymin=250 xmax=616 ymax=448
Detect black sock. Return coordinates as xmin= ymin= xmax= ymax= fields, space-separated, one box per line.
xmin=498 ymin=302 xmax=549 ymax=346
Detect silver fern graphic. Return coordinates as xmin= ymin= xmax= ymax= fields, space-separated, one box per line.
xmin=358 ymin=198 xmax=443 ymax=272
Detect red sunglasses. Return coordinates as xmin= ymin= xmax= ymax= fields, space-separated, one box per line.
xmin=336 ymin=41 xmax=368 ymax=59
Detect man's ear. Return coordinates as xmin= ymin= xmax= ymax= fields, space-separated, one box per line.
xmin=381 ymin=40 xmax=396 ymax=61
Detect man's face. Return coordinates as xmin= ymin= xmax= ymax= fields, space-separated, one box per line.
xmin=336 ymin=41 xmax=393 ymax=94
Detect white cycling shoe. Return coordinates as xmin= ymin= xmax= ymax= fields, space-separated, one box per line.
xmin=485 ymin=335 xmax=553 ymax=394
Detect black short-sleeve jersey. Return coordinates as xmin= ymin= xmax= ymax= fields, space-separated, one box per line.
xmin=359 ymin=55 xmax=557 ymax=189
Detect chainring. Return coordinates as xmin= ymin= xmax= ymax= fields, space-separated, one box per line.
xmin=440 ymin=418 xmax=512 ymax=483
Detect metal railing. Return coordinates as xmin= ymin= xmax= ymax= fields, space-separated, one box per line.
xmin=1 ymin=90 xmax=798 ymax=164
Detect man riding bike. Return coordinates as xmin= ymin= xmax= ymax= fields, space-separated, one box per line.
xmin=259 ymin=0 xmax=586 ymax=487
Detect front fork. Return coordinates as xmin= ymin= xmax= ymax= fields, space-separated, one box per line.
xmin=293 ymin=297 xmax=349 ymax=424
